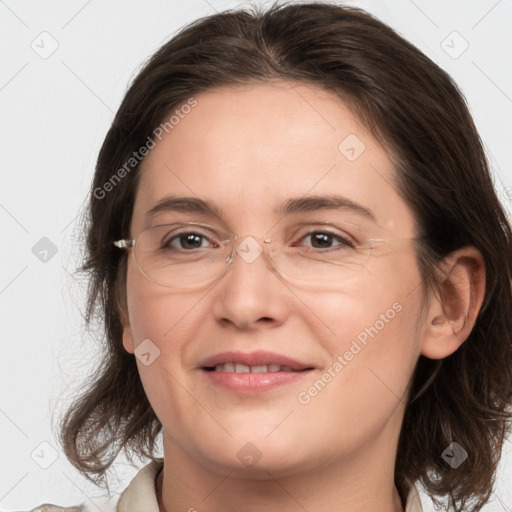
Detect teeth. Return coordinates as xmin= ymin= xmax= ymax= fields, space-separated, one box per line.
xmin=212 ymin=363 xmax=297 ymax=373
xmin=235 ymin=363 xmax=250 ymax=373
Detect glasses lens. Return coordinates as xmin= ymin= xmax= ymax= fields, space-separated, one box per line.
xmin=134 ymin=224 xmax=230 ymax=288
xmin=130 ymin=224 xmax=412 ymax=289
xmin=269 ymin=240 xmax=374 ymax=286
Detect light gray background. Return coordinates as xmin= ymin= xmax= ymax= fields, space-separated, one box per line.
xmin=1 ymin=0 xmax=511 ymax=510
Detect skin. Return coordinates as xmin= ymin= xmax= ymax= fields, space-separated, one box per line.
xmin=121 ymin=81 xmax=486 ymax=512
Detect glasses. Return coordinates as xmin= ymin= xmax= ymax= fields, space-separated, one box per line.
xmin=114 ymin=221 xmax=417 ymax=289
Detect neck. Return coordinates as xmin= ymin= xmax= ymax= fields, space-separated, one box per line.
xmin=156 ymin=435 xmax=406 ymax=512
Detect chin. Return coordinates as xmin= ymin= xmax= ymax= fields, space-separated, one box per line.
xmin=191 ymin=430 xmax=312 ymax=475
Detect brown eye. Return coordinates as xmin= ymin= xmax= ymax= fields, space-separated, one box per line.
xmin=163 ymin=232 xmax=211 ymax=251
xmin=298 ymin=231 xmax=354 ymax=250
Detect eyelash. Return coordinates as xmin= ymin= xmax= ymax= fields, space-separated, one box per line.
xmin=163 ymin=229 xmax=355 ymax=251
xmin=293 ymin=231 xmax=355 ymax=250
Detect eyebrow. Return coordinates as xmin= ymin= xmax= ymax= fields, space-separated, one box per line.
xmin=146 ymin=196 xmax=224 ymax=220
xmin=145 ymin=194 xmax=376 ymax=222
xmin=278 ymin=195 xmax=375 ymax=221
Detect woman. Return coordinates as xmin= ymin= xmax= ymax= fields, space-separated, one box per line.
xmin=34 ymin=2 xmax=512 ymax=511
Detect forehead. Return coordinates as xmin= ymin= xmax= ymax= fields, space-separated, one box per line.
xmin=132 ymin=81 xmax=415 ymax=236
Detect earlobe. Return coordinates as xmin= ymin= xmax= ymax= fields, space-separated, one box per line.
xmin=122 ymin=325 xmax=135 ymax=354
xmin=116 ymin=276 xmax=134 ymax=354
xmin=420 ymin=247 xmax=486 ymax=360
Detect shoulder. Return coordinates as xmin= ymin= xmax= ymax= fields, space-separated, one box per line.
xmin=27 ymin=460 xmax=163 ymax=512
xmin=117 ymin=459 xmax=163 ymax=512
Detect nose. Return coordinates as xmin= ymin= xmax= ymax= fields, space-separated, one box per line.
xmin=211 ymin=236 xmax=290 ymax=330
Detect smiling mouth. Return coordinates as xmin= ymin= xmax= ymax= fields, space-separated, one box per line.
xmin=203 ymin=363 xmax=312 ymax=373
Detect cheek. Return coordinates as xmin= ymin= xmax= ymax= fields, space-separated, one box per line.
xmin=316 ymin=252 xmax=420 ymax=359
xmin=124 ymin=259 xmax=207 ymax=394
xmin=292 ymin=295 xmax=421 ymax=458
xmin=125 ymin=264 xmax=211 ymax=429
xmin=310 ymin=285 xmax=420 ymax=372
xmin=312 ymin=248 xmax=422 ymax=349
xmin=297 ymin=257 xmax=423 ymax=435
xmin=126 ymin=255 xmax=204 ymax=345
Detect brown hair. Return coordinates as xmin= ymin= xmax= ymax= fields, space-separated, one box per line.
xmin=60 ymin=2 xmax=512 ymax=510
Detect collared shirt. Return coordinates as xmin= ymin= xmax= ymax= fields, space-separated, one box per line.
xmin=29 ymin=460 xmax=424 ymax=512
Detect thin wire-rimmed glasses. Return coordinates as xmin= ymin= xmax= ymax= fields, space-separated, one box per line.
xmin=114 ymin=221 xmax=417 ymax=289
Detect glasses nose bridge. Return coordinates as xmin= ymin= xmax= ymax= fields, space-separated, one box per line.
xmin=226 ymin=234 xmax=276 ymax=269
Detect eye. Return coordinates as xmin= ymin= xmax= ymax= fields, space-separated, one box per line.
xmin=163 ymin=232 xmax=215 ymax=251
xmin=296 ymin=231 xmax=355 ymax=250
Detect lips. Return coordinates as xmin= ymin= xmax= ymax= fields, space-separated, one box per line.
xmin=210 ymin=363 xmax=297 ymax=373
xmin=200 ymin=350 xmax=314 ymax=372
xmin=200 ymin=350 xmax=314 ymax=394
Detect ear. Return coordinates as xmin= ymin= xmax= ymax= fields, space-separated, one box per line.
xmin=117 ymin=298 xmax=135 ymax=354
xmin=420 ymin=246 xmax=486 ymax=359
xmin=122 ymin=324 xmax=135 ymax=354
xmin=115 ymin=263 xmax=135 ymax=354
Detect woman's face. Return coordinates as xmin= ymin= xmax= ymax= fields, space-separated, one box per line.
xmin=122 ymin=81 xmax=426 ymax=477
